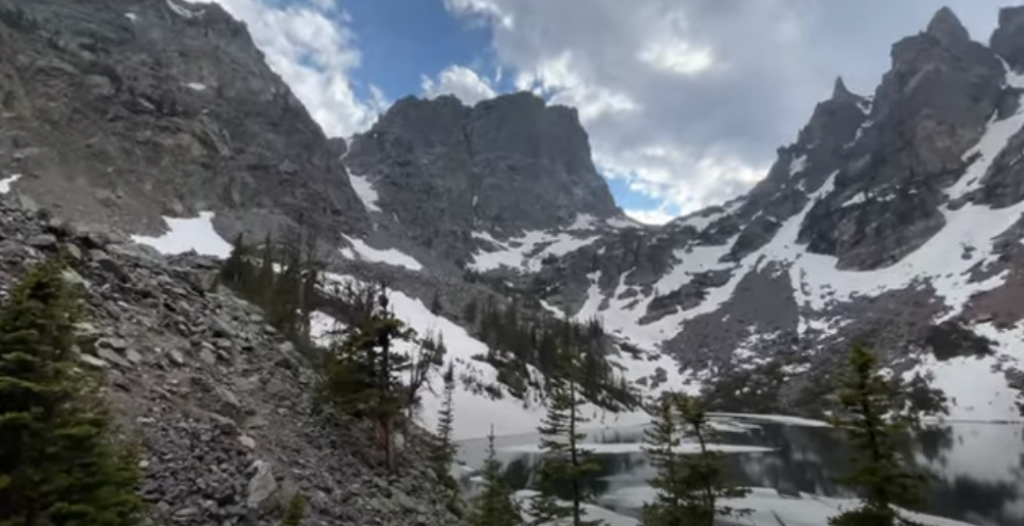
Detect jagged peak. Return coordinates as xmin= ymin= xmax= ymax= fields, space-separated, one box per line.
xmin=926 ymin=6 xmax=970 ymax=47
xmin=832 ymin=76 xmax=856 ymax=101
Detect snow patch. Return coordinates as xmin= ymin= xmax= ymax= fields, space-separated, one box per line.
xmin=125 ymin=12 xmax=138 ymax=22
xmin=0 ymin=174 xmax=22 ymax=194
xmin=339 ymin=235 xmax=422 ymax=271
xmin=605 ymin=215 xmax=642 ymax=229
xmin=470 ymin=229 xmax=600 ymax=273
xmin=905 ymin=323 xmax=1024 ymax=423
xmin=789 ymin=155 xmax=808 ymax=177
xmin=346 ymin=170 xmax=381 ymax=213
xmin=131 ymin=211 xmax=232 ymax=258
xmin=319 ymin=273 xmax=648 ymax=440
xmin=166 ymin=0 xmax=201 ymax=18
xmin=184 ymin=82 xmax=207 ymax=91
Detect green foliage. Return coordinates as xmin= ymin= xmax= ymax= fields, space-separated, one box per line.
xmin=279 ymin=493 xmax=306 ymax=526
xmin=828 ymin=343 xmax=929 ymax=526
xmin=640 ymin=393 xmax=749 ymax=526
xmin=529 ymin=350 xmax=603 ymax=526
xmin=218 ymin=230 xmax=321 ymax=345
xmin=467 ymin=295 xmax=638 ymax=411
xmin=0 ymin=256 xmax=145 ymax=525
xmin=431 ymin=361 xmax=461 ymax=515
xmin=467 ymin=426 xmax=521 ymax=526
xmin=317 ymin=280 xmax=424 ymax=472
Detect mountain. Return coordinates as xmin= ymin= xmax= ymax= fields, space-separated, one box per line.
xmin=4 ymin=0 xmax=1024 ymax=502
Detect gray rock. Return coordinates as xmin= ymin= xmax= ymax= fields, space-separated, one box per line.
xmin=245 ymin=460 xmax=278 ymax=510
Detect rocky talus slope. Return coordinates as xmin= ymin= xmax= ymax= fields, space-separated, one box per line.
xmin=0 ymin=201 xmax=464 ymax=526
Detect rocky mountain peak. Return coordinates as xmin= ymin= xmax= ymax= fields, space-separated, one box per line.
xmin=991 ymin=6 xmax=1024 ymax=71
xmin=925 ymin=6 xmax=971 ymax=48
xmin=831 ymin=76 xmax=856 ymax=102
xmin=344 ymin=90 xmax=621 ymax=262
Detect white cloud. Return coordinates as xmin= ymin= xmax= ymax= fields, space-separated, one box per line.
xmin=185 ymin=0 xmax=383 ymax=138
xmin=625 ymin=207 xmax=676 ymax=226
xmin=442 ymin=0 xmax=1010 ymax=218
xmin=421 ymin=65 xmax=497 ymax=105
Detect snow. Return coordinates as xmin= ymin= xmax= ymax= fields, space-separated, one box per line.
xmin=789 ymin=155 xmax=808 ymax=176
xmin=318 ymin=273 xmax=648 ymax=440
xmin=0 ymin=173 xmax=21 ymax=194
xmin=500 ymin=441 xmax=774 ymax=455
xmin=567 ymin=213 xmax=597 ymax=230
xmin=339 ymin=235 xmax=422 ymax=271
xmin=470 ymin=228 xmax=600 ymax=273
xmin=125 ymin=12 xmax=138 ymax=22
xmin=905 ymin=323 xmax=1024 ymax=423
xmin=166 ymin=0 xmax=200 ymax=18
xmin=709 ymin=412 xmax=830 ymax=428
xmin=840 ymin=191 xmax=866 ymax=207
xmin=601 ymin=486 xmax=978 ymax=526
xmin=605 ymin=215 xmax=642 ymax=229
xmin=345 ymin=169 xmax=381 ymax=212
xmin=131 ymin=211 xmax=232 ymax=258
xmin=947 ymin=72 xmax=1024 ymax=199
xmin=184 ymin=82 xmax=207 ymax=91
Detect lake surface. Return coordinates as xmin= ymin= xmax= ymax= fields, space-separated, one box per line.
xmin=455 ymin=416 xmax=1024 ymax=526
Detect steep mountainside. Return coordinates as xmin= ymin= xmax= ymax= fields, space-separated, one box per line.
xmin=4 ymin=0 xmax=1024 ymax=451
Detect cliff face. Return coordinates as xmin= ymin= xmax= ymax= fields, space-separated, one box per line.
xmin=0 ymin=0 xmax=368 ymax=241
xmin=344 ymin=92 xmax=623 ymax=264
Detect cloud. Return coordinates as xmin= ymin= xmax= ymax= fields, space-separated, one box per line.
xmin=421 ymin=65 xmax=497 ymax=105
xmin=625 ymin=207 xmax=677 ymax=226
xmin=184 ymin=0 xmax=383 ymax=138
xmin=442 ymin=0 xmax=1008 ymax=217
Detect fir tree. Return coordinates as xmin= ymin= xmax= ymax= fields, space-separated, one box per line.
xmin=639 ymin=393 xmax=749 ymax=526
xmin=431 ymin=361 xmax=458 ymax=475
xmin=828 ymin=343 xmax=928 ymax=526
xmin=318 ymin=281 xmax=416 ymax=473
xmin=430 ymin=291 xmax=443 ymax=315
xmin=529 ymin=348 xmax=603 ymax=526
xmin=468 ymin=426 xmax=522 ymax=526
xmin=0 ymin=255 xmax=145 ymax=525
xmin=220 ymin=232 xmax=252 ymax=290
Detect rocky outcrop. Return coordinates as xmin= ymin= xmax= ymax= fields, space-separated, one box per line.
xmin=0 ymin=0 xmax=368 ymax=241
xmin=344 ymin=92 xmax=622 ymax=263
xmin=0 ymin=200 xmax=463 ymax=526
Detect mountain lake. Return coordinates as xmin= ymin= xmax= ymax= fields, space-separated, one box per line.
xmin=455 ymin=415 xmax=1024 ymax=526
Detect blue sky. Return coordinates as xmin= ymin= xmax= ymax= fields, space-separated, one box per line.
xmin=189 ymin=0 xmax=1011 ymax=224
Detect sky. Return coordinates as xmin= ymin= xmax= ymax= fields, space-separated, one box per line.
xmin=183 ymin=0 xmax=1010 ymax=225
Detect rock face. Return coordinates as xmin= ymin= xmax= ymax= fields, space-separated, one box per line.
xmin=0 ymin=0 xmax=368 ymax=240
xmin=344 ymin=92 xmax=623 ymax=263
xmin=5 ymin=0 xmax=1024 ymax=449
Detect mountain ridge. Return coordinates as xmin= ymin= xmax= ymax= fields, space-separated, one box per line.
xmin=4 ymin=0 xmax=1024 ymax=435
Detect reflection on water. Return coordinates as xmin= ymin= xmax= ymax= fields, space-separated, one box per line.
xmin=456 ymin=419 xmax=1024 ymax=526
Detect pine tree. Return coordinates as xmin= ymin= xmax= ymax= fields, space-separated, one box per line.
xmin=639 ymin=393 xmax=749 ymax=526
xmin=431 ymin=361 xmax=458 ymax=475
xmin=256 ymin=233 xmax=277 ymax=307
xmin=529 ymin=347 xmax=603 ymax=526
xmin=828 ymin=343 xmax=928 ymax=526
xmin=220 ymin=232 xmax=252 ymax=290
xmin=468 ymin=426 xmax=522 ymax=526
xmin=430 ymin=291 xmax=443 ymax=315
xmin=0 ymin=255 xmax=145 ymax=525
xmin=318 ymin=281 xmax=416 ymax=473
xmin=431 ymin=361 xmax=461 ymax=515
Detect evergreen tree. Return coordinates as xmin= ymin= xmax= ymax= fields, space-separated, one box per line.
xmin=430 ymin=291 xmax=443 ymax=315
xmin=0 ymin=255 xmax=145 ymax=525
xmin=431 ymin=361 xmax=457 ymax=475
xmin=529 ymin=347 xmax=603 ymax=526
xmin=828 ymin=343 xmax=928 ymax=526
xmin=432 ymin=361 xmax=461 ymax=515
xmin=639 ymin=393 xmax=749 ymax=526
xmin=318 ymin=281 xmax=416 ymax=473
xmin=468 ymin=426 xmax=522 ymax=526
xmin=220 ymin=232 xmax=252 ymax=290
